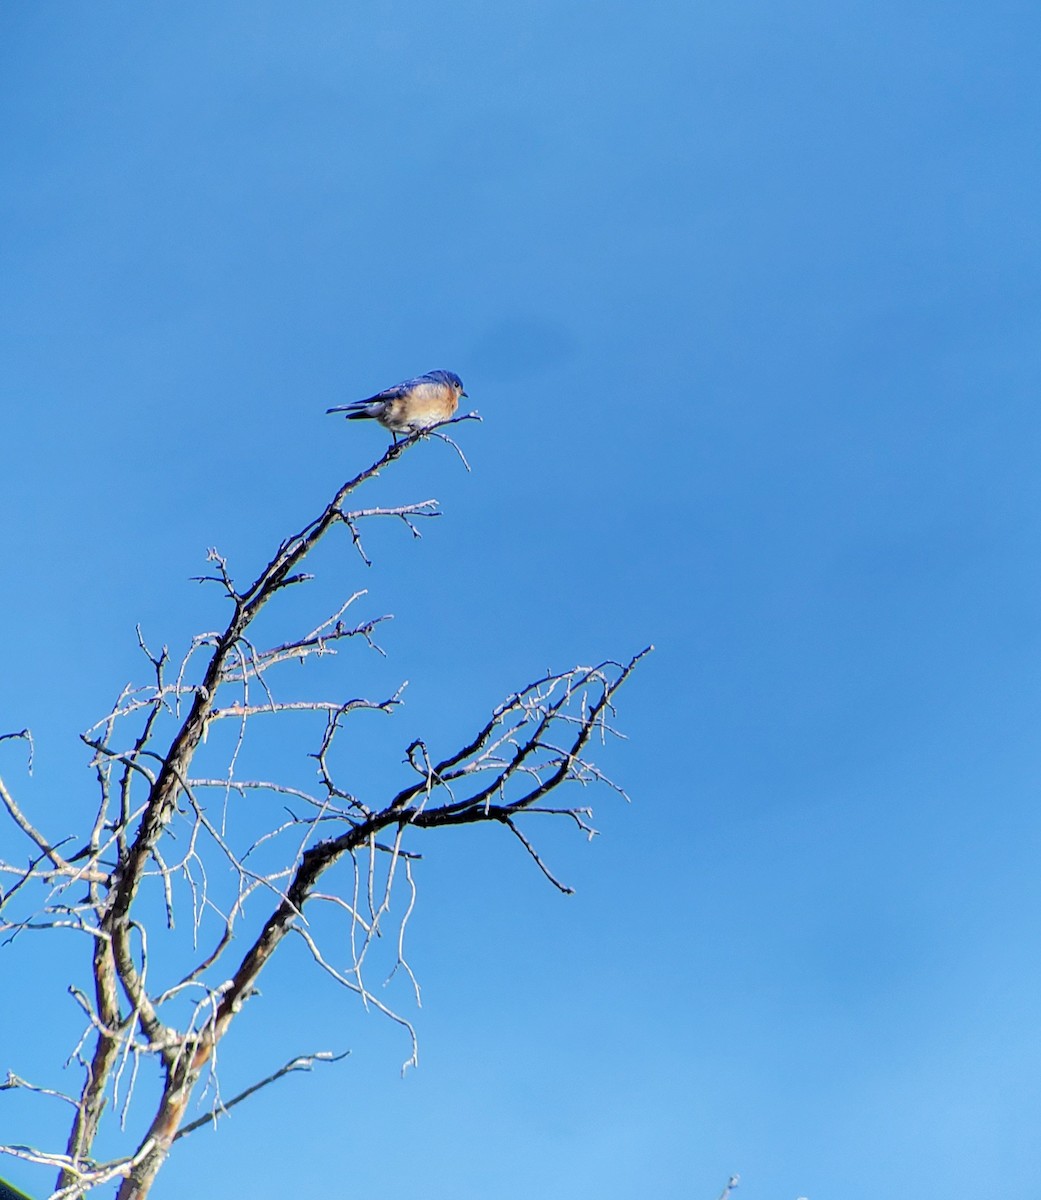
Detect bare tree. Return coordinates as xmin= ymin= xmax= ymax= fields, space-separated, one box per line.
xmin=0 ymin=419 xmax=648 ymax=1200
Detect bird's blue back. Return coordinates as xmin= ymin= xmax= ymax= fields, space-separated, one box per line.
xmin=363 ymin=370 xmax=462 ymax=404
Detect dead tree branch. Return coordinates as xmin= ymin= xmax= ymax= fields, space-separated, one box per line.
xmin=0 ymin=414 xmax=646 ymax=1200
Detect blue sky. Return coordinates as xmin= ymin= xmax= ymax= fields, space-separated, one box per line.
xmin=2 ymin=2 xmax=1041 ymax=1197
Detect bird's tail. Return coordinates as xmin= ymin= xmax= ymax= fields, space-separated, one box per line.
xmin=326 ymin=403 xmax=376 ymax=419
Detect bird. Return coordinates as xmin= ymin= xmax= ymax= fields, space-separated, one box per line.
xmin=326 ymin=370 xmax=467 ymax=439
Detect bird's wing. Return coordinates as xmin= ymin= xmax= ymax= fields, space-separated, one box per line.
xmin=326 ymin=376 xmax=426 ymax=414
xmin=359 ymin=377 xmax=423 ymax=404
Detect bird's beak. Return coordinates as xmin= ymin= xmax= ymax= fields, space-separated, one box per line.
xmin=461 ymin=391 xmax=469 ymax=398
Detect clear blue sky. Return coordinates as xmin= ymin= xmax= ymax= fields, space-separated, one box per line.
xmin=2 ymin=3 xmax=1040 ymax=1198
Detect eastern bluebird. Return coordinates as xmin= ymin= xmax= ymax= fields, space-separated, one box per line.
xmin=327 ymin=370 xmax=467 ymax=438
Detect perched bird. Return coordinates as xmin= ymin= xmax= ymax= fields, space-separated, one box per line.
xmin=327 ymin=370 xmax=467 ymax=439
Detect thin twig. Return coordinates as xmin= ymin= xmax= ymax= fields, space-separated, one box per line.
xmin=174 ymin=1050 xmax=350 ymax=1138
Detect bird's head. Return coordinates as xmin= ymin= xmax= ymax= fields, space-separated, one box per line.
xmin=427 ymin=369 xmax=467 ymax=397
